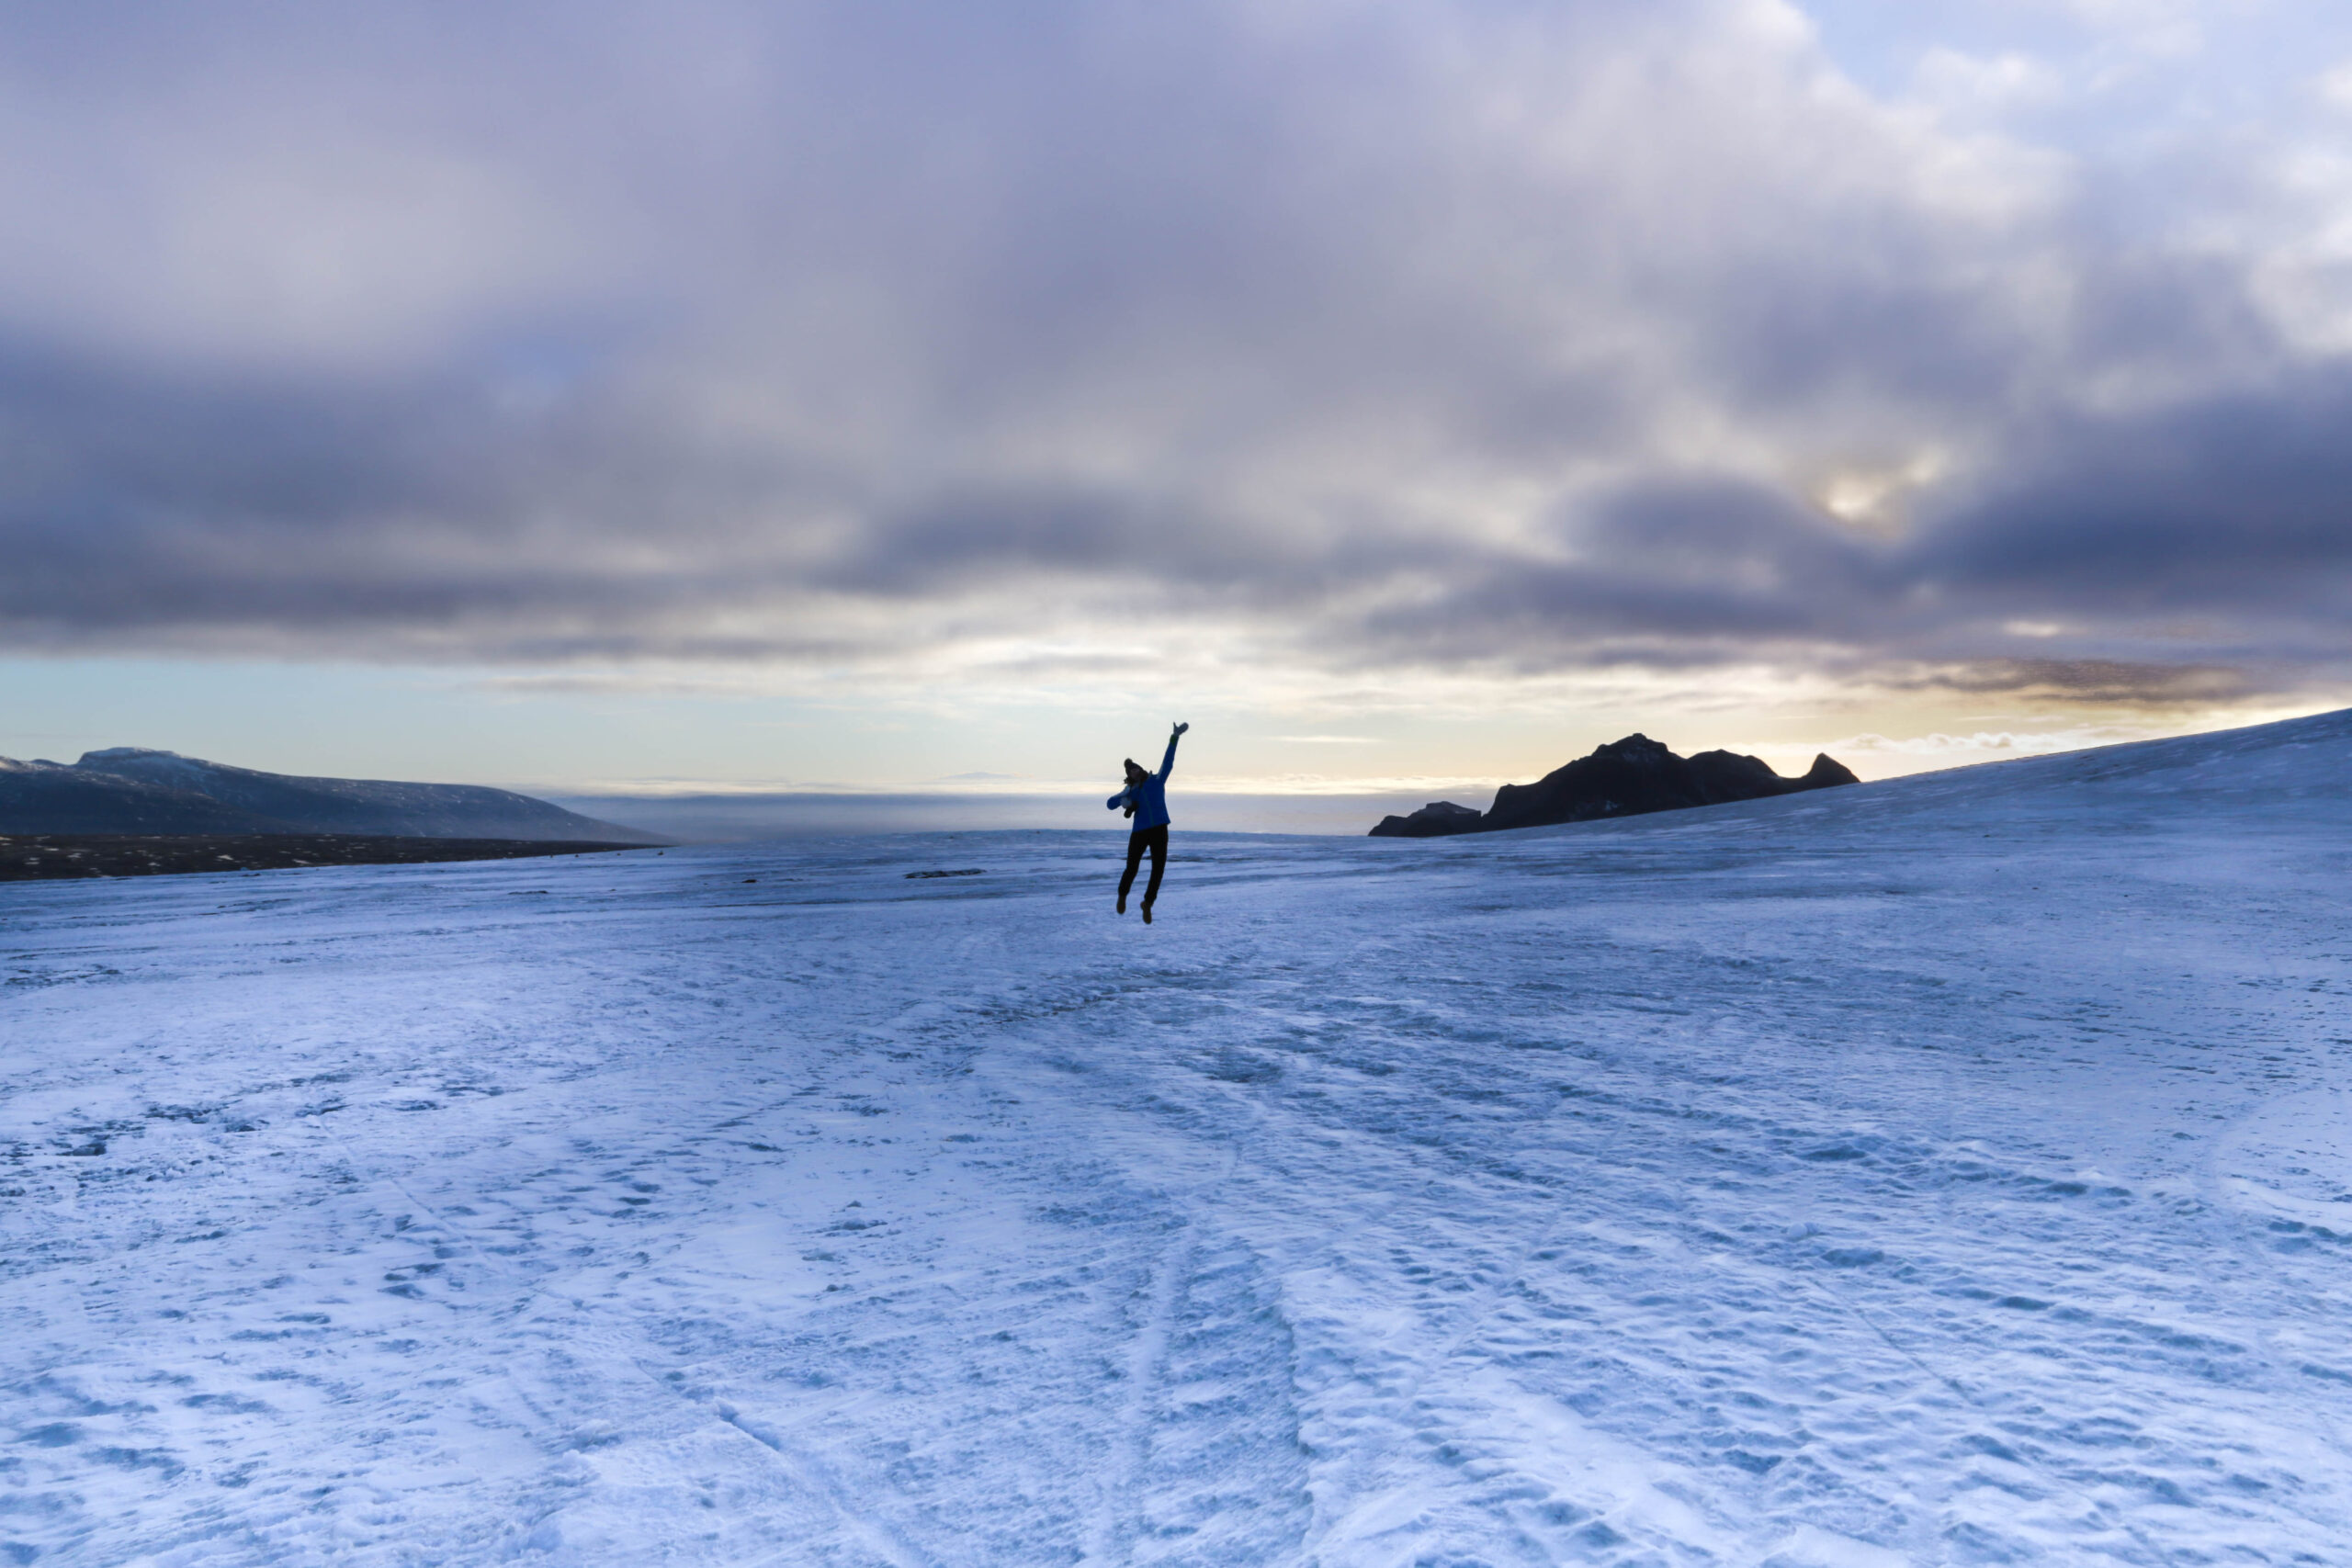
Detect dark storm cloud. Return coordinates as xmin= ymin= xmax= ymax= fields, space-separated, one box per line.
xmin=1892 ymin=660 xmax=2256 ymax=704
xmin=1357 ymin=480 xmax=1890 ymax=659
xmin=1344 ymin=364 xmax=2352 ymax=687
xmin=2 ymin=0 xmax=2349 ymax=693
xmin=1912 ymin=367 xmax=2352 ymax=621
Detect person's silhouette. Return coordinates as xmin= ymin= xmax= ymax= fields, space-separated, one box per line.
xmin=1108 ymin=722 xmax=1187 ymax=923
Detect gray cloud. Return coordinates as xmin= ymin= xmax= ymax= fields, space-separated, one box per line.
xmin=1354 ymin=480 xmax=1888 ymax=660
xmin=1891 ymin=660 xmax=2257 ymax=704
xmin=1912 ymin=368 xmax=2352 ymax=619
xmin=2 ymin=0 xmax=2349 ymax=700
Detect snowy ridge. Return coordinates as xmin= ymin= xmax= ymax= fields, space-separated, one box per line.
xmin=4 ymin=709 xmax=2351 ymax=1563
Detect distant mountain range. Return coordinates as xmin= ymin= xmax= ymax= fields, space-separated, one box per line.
xmin=0 ymin=749 xmax=666 ymax=843
xmin=1370 ymin=733 xmax=1859 ymax=837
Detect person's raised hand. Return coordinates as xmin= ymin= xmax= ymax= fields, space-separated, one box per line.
xmin=1172 ymin=722 xmax=1190 ymax=736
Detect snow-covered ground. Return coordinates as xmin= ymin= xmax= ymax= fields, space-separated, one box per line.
xmin=6 ymin=711 xmax=2352 ymax=1567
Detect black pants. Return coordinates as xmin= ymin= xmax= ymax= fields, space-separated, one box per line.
xmin=1120 ymin=825 xmax=1168 ymax=907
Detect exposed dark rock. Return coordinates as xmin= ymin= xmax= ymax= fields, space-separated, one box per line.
xmin=0 ymin=749 xmax=664 ymax=842
xmin=1795 ymin=754 xmax=1861 ymax=789
xmin=1367 ymin=734 xmax=1858 ymax=838
xmin=1366 ymin=801 xmax=1485 ymax=838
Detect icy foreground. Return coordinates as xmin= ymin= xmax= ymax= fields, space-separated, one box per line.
xmin=6 ymin=716 xmax=2352 ymax=1566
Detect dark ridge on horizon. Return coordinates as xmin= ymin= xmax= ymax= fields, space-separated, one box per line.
xmin=1371 ymin=734 xmax=1858 ymax=837
xmin=0 ymin=749 xmax=666 ymax=843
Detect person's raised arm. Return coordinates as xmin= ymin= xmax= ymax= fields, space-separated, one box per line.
xmin=1159 ymin=722 xmax=1188 ymax=780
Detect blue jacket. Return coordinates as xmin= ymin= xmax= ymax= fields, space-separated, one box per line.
xmin=1107 ymin=734 xmax=1181 ymax=831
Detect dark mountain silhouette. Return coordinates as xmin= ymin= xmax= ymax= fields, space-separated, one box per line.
xmin=1371 ymin=800 xmax=1485 ymax=839
xmin=0 ymin=750 xmax=664 ymax=842
xmin=1370 ymin=734 xmax=1858 ymax=838
xmin=0 ymin=758 xmax=273 ymax=836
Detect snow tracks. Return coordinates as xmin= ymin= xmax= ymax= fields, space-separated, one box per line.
xmin=8 ymin=730 xmax=2352 ymax=1565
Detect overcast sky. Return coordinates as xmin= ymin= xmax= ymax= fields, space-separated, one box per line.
xmin=4 ymin=0 xmax=2349 ymax=799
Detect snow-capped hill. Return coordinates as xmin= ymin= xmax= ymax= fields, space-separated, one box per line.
xmin=1802 ymin=705 xmax=2352 ymax=827
xmin=73 ymin=747 xmax=218 ymax=789
xmin=0 ymin=750 xmax=664 ymax=841
xmin=1933 ymin=704 xmax=2352 ymax=795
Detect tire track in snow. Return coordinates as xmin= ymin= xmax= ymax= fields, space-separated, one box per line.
xmin=1081 ymin=1230 xmax=1192 ymax=1565
xmin=713 ymin=1399 xmax=938 ymax=1568
xmin=1293 ymin=1098 xmax=1589 ymax=1558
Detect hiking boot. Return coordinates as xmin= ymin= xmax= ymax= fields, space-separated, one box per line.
xmin=1116 ymin=893 xmax=1127 ymax=914
xmin=1141 ymin=902 xmax=1154 ymax=924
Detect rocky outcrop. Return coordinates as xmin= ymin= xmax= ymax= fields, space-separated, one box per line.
xmin=1369 ymin=735 xmax=1857 ymax=838
xmin=1365 ymin=800 xmax=1484 ymax=838
xmin=0 ymin=750 xmax=666 ymax=842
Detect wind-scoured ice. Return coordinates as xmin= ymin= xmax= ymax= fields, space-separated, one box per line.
xmin=6 ymin=713 xmax=2352 ymax=1565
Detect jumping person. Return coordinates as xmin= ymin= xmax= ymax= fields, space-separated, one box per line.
xmin=1108 ymin=722 xmax=1188 ymax=923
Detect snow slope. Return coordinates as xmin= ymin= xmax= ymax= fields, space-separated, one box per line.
xmin=6 ymin=710 xmax=2352 ymax=1566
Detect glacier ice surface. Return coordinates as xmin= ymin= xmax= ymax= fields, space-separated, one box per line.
xmin=6 ymin=711 xmax=2352 ymax=1563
